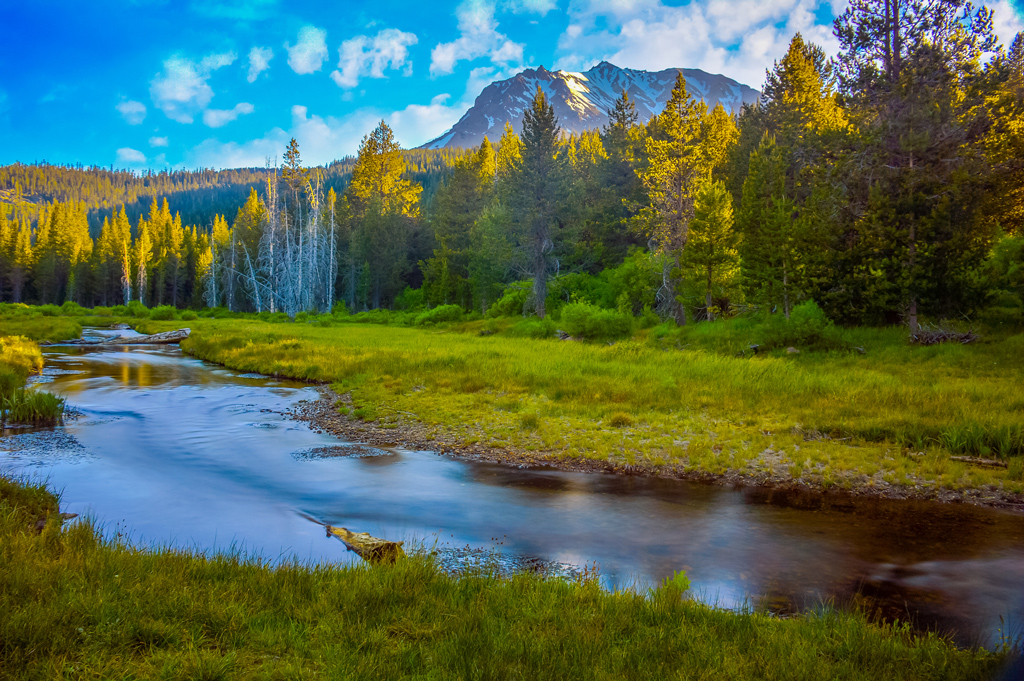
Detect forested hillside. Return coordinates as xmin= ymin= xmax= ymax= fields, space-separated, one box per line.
xmin=1 ymin=1 xmax=1022 ymax=329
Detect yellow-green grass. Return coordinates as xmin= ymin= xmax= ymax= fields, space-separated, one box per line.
xmin=123 ymin=318 xmax=1024 ymax=495
xmin=0 ymin=334 xmax=66 ymax=424
xmin=0 ymin=474 xmax=1006 ymax=680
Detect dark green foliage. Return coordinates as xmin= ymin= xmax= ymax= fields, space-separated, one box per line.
xmin=559 ymin=302 xmax=635 ymax=341
xmin=756 ymin=301 xmax=848 ymax=351
xmin=508 ymin=317 xmax=557 ymax=339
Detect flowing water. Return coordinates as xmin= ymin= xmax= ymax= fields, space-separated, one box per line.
xmin=2 ymin=329 xmax=1023 ymax=648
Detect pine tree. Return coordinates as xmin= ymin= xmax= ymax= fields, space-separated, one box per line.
xmin=508 ymin=86 xmax=562 ymax=319
xmin=681 ymin=180 xmax=738 ymax=320
xmin=632 ymin=73 xmax=710 ymax=325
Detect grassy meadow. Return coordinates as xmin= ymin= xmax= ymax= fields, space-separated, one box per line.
xmin=120 ymin=315 xmax=1024 ymax=497
xmin=0 ymin=473 xmax=1009 ymax=680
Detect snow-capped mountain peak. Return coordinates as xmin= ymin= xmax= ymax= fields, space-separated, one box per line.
xmin=420 ymin=62 xmax=760 ymax=149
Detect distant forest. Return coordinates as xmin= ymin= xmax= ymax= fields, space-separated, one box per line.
xmin=1 ymin=0 xmax=1023 ymax=329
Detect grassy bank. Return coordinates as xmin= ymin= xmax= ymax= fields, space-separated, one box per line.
xmin=0 ymin=474 xmax=1007 ymax=680
xmin=0 ymin=334 xmax=65 ymax=424
xmin=123 ymin=317 xmax=1024 ymax=499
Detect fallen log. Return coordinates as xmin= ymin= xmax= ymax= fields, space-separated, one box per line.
xmin=59 ymin=328 xmax=191 ymax=346
xmin=950 ymin=455 xmax=1008 ymax=469
xmin=326 ymin=525 xmax=405 ymax=564
xmin=108 ymin=328 xmax=191 ymax=345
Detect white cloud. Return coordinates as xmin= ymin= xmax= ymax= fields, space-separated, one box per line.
xmin=150 ymin=52 xmax=237 ymax=123
xmin=991 ymin=0 xmax=1024 ymax=46
xmin=503 ymin=0 xmax=557 ymax=14
xmin=116 ymin=147 xmax=147 ymax=165
xmin=430 ymin=0 xmax=525 ymax=76
xmin=247 ymin=46 xmax=274 ymax=82
xmin=202 ymin=102 xmax=255 ymax=127
xmin=285 ymin=26 xmax=328 ymax=74
xmin=116 ymin=99 xmax=147 ymax=125
xmin=557 ymin=0 xmax=841 ymax=89
xmin=330 ymin=28 xmax=419 ymax=88
xmin=185 ymin=95 xmax=471 ymax=169
xmin=149 ymin=136 xmax=169 ymax=147
xmin=186 ymin=130 xmax=289 ymax=169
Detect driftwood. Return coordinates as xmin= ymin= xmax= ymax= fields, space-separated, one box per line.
xmin=950 ymin=455 xmax=1008 ymax=469
xmin=61 ymin=328 xmax=191 ymax=346
xmin=910 ymin=324 xmax=979 ymax=346
xmin=326 ymin=525 xmax=405 ymax=564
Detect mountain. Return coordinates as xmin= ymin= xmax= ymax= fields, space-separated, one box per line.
xmin=420 ymin=61 xmax=760 ymax=150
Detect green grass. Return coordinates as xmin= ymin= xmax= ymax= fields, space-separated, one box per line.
xmin=121 ymin=316 xmax=1024 ymax=495
xmin=0 ymin=333 xmax=65 ymax=424
xmin=0 ymin=474 xmax=1006 ymax=680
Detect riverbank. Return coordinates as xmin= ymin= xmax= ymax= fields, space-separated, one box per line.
xmin=290 ymin=385 xmax=1024 ymax=511
xmin=146 ymin=318 xmax=1024 ymax=510
xmin=0 ymin=473 xmax=1010 ymax=680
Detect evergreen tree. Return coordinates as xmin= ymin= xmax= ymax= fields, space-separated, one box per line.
xmin=508 ymin=86 xmax=562 ymax=319
xmin=632 ymin=73 xmax=710 ymax=325
xmin=681 ymin=180 xmax=739 ymax=320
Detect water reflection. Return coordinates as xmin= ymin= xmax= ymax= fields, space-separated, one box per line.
xmin=0 ymin=339 xmax=1021 ymax=648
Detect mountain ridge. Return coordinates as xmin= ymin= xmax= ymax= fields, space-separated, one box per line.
xmin=420 ymin=61 xmax=760 ymax=150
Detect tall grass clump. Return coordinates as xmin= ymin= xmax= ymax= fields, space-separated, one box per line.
xmin=0 ymin=335 xmax=65 ymax=424
xmin=0 ymin=473 xmax=1005 ymax=680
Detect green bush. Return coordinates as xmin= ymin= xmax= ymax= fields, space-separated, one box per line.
xmin=488 ymin=284 xmax=530 ymax=318
xmin=331 ymin=300 xmax=349 ymax=316
xmin=560 ymin=302 xmax=634 ymax=341
xmin=294 ymin=312 xmax=309 ymax=323
xmin=416 ymin=304 xmax=464 ymax=325
xmin=756 ymin=301 xmax=847 ymax=351
xmin=180 ymin=310 xmax=198 ymax=321
xmin=110 ymin=305 xmax=128 ymax=316
xmin=92 ymin=306 xmax=112 ymax=317
xmin=508 ymin=317 xmax=557 ymax=339
xmin=395 ymin=286 xmax=426 ymax=312
xmin=150 ymin=305 xmax=177 ymax=321
xmin=267 ymin=312 xmax=290 ymax=323
xmin=37 ymin=304 xmax=62 ymax=317
xmin=60 ymin=301 xmax=86 ymax=316
xmin=126 ymin=301 xmax=150 ymax=318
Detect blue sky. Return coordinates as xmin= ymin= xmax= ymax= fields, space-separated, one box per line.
xmin=1 ymin=0 xmax=1021 ymax=170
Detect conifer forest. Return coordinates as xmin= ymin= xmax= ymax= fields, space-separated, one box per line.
xmin=2 ymin=5 xmax=1023 ymax=332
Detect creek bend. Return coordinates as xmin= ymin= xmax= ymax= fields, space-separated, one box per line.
xmin=2 ymin=329 xmax=1023 ymax=649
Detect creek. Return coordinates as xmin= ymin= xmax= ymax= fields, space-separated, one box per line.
xmin=2 ymin=329 xmax=1023 ymax=649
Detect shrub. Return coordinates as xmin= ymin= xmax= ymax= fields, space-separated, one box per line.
xmin=508 ymin=317 xmax=557 ymax=339
xmin=126 ymin=301 xmax=150 ymax=318
xmin=560 ymin=302 xmax=634 ymax=341
xmin=267 ymin=312 xmax=290 ymax=324
xmin=110 ymin=305 xmax=128 ymax=316
xmin=180 ymin=310 xmax=198 ymax=321
xmin=394 ymin=287 xmax=426 ymax=312
xmin=60 ymin=301 xmax=86 ymax=316
xmin=37 ymin=304 xmax=62 ymax=317
xmin=488 ymin=284 xmax=531 ymax=318
xmin=331 ymin=301 xmax=349 ymax=316
xmin=756 ymin=301 xmax=847 ymax=351
xmin=150 ymin=305 xmax=177 ymax=321
xmin=294 ymin=312 xmax=309 ymax=323
xmin=415 ymin=304 xmax=464 ymax=326
xmin=92 ymin=306 xmax=112 ymax=317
